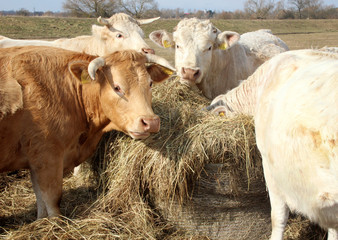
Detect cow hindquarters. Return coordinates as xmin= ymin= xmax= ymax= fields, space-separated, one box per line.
xmin=29 ymin=152 xmax=63 ymax=218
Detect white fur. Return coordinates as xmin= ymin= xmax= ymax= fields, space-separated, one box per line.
xmin=0 ymin=13 xmax=156 ymax=56
xmin=213 ymin=49 xmax=338 ymax=240
xmin=150 ymin=18 xmax=288 ymax=99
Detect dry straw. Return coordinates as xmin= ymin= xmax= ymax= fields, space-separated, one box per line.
xmin=0 ymin=78 xmax=323 ymax=239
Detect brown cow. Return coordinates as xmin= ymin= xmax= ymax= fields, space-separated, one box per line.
xmin=0 ymin=46 xmax=174 ymax=219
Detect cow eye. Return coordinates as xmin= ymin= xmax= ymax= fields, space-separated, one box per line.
xmin=208 ymin=46 xmax=212 ymax=51
xmin=116 ymin=33 xmax=123 ymax=38
xmin=114 ymin=85 xmax=121 ymax=91
xmin=150 ymin=81 xmax=153 ymax=88
xmin=176 ymin=45 xmax=180 ymax=49
xmin=113 ymin=84 xmax=125 ymax=97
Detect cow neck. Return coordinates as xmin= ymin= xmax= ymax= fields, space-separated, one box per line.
xmin=54 ymin=36 xmax=105 ymax=57
xmin=79 ymin=82 xmax=109 ymax=138
xmin=196 ymin=50 xmax=230 ymax=99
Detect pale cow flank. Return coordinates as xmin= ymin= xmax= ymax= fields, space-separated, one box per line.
xmin=208 ymin=50 xmax=338 ymax=240
xmin=0 ymin=46 xmax=174 ymax=219
xmin=0 ymin=13 xmax=159 ymax=56
xmin=149 ymin=18 xmax=289 ymax=99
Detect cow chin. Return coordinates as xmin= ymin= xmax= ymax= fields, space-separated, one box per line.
xmin=179 ymin=78 xmax=201 ymax=91
xmin=128 ymin=131 xmax=151 ymax=140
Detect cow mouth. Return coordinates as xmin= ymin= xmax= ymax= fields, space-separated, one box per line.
xmin=128 ymin=131 xmax=151 ymax=139
xmin=179 ymin=78 xmax=197 ymax=86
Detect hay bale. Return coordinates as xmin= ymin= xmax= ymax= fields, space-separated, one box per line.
xmin=0 ymin=77 xmax=323 ymax=239
xmin=91 ymin=78 xmax=269 ymax=239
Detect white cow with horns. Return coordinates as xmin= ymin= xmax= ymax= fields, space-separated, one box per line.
xmin=207 ymin=49 xmax=338 ymax=240
xmin=0 ymin=13 xmax=159 ymax=56
xmin=150 ymin=18 xmax=289 ymax=99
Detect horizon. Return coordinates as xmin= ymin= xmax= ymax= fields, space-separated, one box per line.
xmin=1 ymin=0 xmax=337 ymax=13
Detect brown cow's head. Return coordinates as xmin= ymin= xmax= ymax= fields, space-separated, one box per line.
xmin=70 ymin=51 xmax=175 ymax=139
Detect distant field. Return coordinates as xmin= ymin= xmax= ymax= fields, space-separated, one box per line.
xmin=0 ymin=16 xmax=337 ymax=54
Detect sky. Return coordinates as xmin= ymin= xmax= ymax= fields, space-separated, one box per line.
xmin=0 ymin=0 xmax=337 ymax=13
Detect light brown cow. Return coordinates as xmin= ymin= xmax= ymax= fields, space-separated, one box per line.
xmin=0 ymin=46 xmax=174 ymax=219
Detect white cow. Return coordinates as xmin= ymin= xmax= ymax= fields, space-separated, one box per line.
xmin=208 ymin=49 xmax=338 ymax=240
xmin=0 ymin=13 xmax=159 ymax=56
xmin=149 ymin=18 xmax=288 ymax=99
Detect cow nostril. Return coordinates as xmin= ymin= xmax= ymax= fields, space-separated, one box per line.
xmin=194 ymin=70 xmax=200 ymax=77
xmin=142 ymin=48 xmax=155 ymax=54
xmin=140 ymin=117 xmax=160 ymax=133
xmin=141 ymin=119 xmax=148 ymax=127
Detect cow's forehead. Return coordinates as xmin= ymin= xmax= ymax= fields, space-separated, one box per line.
xmin=105 ymin=52 xmax=149 ymax=85
xmin=173 ymin=19 xmax=216 ymax=43
xmin=110 ymin=21 xmax=144 ymax=36
xmin=105 ymin=13 xmax=144 ymax=36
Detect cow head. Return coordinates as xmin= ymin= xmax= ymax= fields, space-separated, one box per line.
xmin=70 ymin=51 xmax=175 ymax=139
xmin=93 ymin=13 xmax=159 ymax=55
xmin=150 ymin=18 xmax=240 ymax=89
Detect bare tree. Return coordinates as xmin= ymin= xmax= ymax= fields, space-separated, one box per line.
xmin=17 ymin=8 xmax=31 ymax=16
xmin=117 ymin=0 xmax=158 ymax=18
xmin=63 ymin=0 xmax=116 ymax=17
xmin=244 ymin=0 xmax=275 ymax=19
xmin=305 ymin=0 xmax=323 ymax=18
xmin=288 ymin=0 xmax=308 ymax=18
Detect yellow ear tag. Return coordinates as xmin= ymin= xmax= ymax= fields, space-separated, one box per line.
xmin=163 ymin=40 xmax=172 ymax=48
xmin=219 ymin=43 xmax=228 ymax=50
xmin=159 ymin=65 xmax=174 ymax=76
xmin=219 ymin=112 xmax=225 ymax=117
xmin=81 ymin=71 xmax=91 ymax=84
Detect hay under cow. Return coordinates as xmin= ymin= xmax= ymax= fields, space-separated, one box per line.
xmin=0 ymin=78 xmax=323 ymax=239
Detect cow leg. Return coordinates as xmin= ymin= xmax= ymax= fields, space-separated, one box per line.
xmin=269 ymin=189 xmax=289 ymax=240
xmin=30 ymin=172 xmax=48 ymax=218
xmin=30 ymin=156 xmax=63 ymax=218
xmin=328 ymin=228 xmax=338 ymax=240
xmin=262 ymin=156 xmax=289 ymax=240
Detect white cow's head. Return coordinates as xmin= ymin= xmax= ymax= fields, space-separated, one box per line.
xmin=150 ymin=18 xmax=240 ymax=88
xmin=93 ymin=13 xmax=160 ymax=54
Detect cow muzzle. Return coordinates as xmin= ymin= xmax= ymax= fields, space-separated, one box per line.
xmin=142 ymin=48 xmax=155 ymax=54
xmin=181 ymin=67 xmax=200 ymax=83
xmin=129 ymin=116 xmax=160 ymax=139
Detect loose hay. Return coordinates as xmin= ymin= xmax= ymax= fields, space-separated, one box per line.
xmin=0 ymin=77 xmax=323 ymax=239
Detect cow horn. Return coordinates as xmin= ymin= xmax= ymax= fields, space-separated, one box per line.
xmin=88 ymin=57 xmax=105 ymax=80
xmin=137 ymin=17 xmax=160 ymax=25
xmin=97 ymin=16 xmax=110 ymax=26
xmin=145 ymin=54 xmax=176 ymax=72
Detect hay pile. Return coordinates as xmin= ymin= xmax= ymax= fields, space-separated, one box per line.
xmin=0 ymin=78 xmax=323 ymax=239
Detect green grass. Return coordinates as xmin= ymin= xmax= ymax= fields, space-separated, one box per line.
xmin=0 ymin=16 xmax=96 ymax=39
xmin=0 ymin=16 xmax=337 ymax=50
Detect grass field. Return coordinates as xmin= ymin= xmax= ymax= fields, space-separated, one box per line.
xmin=0 ymin=16 xmax=337 ymax=53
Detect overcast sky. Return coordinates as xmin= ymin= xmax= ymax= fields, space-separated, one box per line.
xmin=1 ymin=0 xmax=337 ymax=13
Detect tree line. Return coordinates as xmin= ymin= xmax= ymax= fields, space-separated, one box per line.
xmin=1 ymin=0 xmax=337 ymax=19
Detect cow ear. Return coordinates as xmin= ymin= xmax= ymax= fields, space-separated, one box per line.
xmin=69 ymin=61 xmax=92 ymax=84
xmin=92 ymin=25 xmax=109 ymax=40
xmin=149 ymin=30 xmax=174 ymax=49
xmin=146 ymin=64 xmax=175 ymax=83
xmin=216 ymin=31 xmax=240 ymax=50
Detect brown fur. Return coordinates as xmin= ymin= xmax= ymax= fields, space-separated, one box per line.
xmin=0 ymin=46 xmax=171 ymax=218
